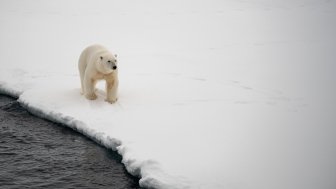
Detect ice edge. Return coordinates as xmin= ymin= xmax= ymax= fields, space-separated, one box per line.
xmin=0 ymin=84 xmax=175 ymax=189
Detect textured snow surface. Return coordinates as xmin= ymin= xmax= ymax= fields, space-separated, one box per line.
xmin=1 ymin=0 xmax=336 ymax=188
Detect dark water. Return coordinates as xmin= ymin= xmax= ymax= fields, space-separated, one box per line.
xmin=0 ymin=95 xmax=141 ymax=189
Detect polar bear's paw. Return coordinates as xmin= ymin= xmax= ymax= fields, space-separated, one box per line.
xmin=105 ymin=98 xmax=118 ymax=104
xmin=85 ymin=93 xmax=97 ymax=100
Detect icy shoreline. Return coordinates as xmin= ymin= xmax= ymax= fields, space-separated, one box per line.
xmin=0 ymin=94 xmax=140 ymax=188
xmin=0 ymin=85 xmax=169 ymax=189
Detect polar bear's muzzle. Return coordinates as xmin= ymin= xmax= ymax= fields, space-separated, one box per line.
xmin=106 ymin=60 xmax=117 ymax=70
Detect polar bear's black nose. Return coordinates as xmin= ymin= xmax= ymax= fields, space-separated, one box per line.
xmin=113 ymin=66 xmax=117 ymax=70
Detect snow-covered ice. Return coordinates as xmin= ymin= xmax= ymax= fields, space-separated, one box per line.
xmin=1 ymin=0 xmax=336 ymax=188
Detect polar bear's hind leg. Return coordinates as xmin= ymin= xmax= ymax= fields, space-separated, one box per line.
xmin=79 ymin=67 xmax=85 ymax=95
xmin=78 ymin=53 xmax=87 ymax=95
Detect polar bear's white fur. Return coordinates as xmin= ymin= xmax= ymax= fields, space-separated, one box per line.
xmin=78 ymin=44 xmax=118 ymax=103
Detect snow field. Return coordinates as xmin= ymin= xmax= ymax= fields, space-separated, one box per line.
xmin=1 ymin=0 xmax=336 ymax=188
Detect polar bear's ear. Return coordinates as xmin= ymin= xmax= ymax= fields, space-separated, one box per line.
xmin=100 ymin=56 xmax=103 ymax=60
xmin=114 ymin=54 xmax=118 ymax=58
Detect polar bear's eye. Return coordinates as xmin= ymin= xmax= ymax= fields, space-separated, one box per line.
xmin=107 ymin=60 xmax=111 ymax=63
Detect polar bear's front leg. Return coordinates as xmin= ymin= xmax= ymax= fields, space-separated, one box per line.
xmin=105 ymin=79 xmax=118 ymax=103
xmin=84 ymin=76 xmax=97 ymax=100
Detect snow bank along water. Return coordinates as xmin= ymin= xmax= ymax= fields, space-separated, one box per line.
xmin=1 ymin=0 xmax=336 ymax=189
xmin=0 ymin=95 xmax=140 ymax=188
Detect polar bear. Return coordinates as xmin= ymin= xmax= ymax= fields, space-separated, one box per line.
xmin=78 ymin=44 xmax=118 ymax=103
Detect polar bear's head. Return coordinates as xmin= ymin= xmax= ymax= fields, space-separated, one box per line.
xmin=99 ymin=54 xmax=118 ymax=73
